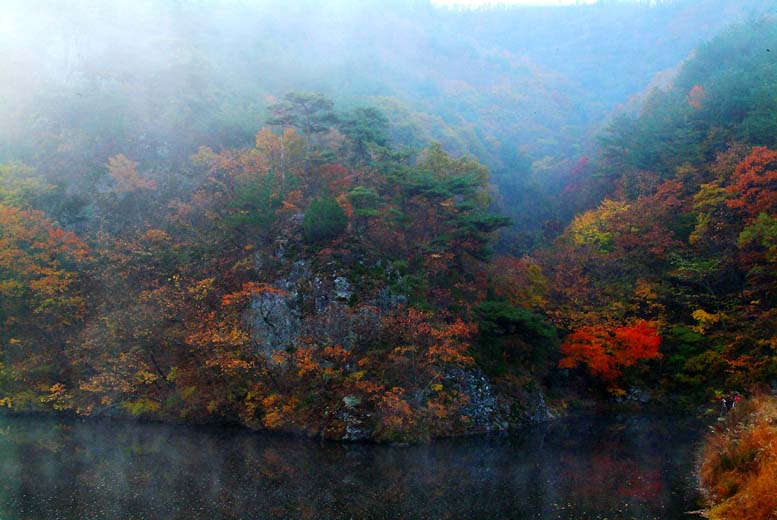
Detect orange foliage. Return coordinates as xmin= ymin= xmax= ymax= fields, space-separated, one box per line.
xmin=559 ymin=320 xmax=661 ymax=390
xmin=254 ymin=127 xmax=305 ymax=181
xmin=294 ymin=348 xmax=320 ymax=377
xmin=107 ymin=154 xmax=157 ymax=193
xmin=700 ymin=395 xmax=777 ymax=520
xmin=142 ymin=228 xmax=171 ymax=242
xmin=280 ymin=189 xmax=304 ymax=212
xmin=221 ymin=282 xmax=287 ymax=307
xmin=727 ymin=146 xmax=777 ymax=220
xmin=688 ymin=84 xmax=707 ymax=109
xmin=317 ymin=163 xmax=352 ymax=195
xmin=427 ymin=318 xmax=476 ymax=367
xmin=376 ymin=387 xmax=417 ymax=439
xmin=0 ymin=204 xmax=88 ymax=328
xmin=262 ymin=394 xmax=299 ymax=429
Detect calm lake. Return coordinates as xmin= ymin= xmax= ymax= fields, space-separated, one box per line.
xmin=0 ymin=413 xmax=705 ymax=519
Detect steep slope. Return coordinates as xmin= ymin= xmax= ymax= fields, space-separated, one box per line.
xmin=0 ymin=0 xmax=770 ymax=252
xmin=541 ymin=18 xmax=777 ymax=402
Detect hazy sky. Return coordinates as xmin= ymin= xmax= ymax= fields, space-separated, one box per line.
xmin=432 ymin=0 xmax=599 ymax=6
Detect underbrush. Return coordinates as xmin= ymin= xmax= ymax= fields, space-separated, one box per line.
xmin=699 ymin=394 xmax=777 ymax=520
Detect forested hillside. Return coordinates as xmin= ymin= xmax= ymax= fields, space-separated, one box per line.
xmin=543 ymin=19 xmax=777 ymax=403
xmin=0 ymin=0 xmax=770 ymax=250
xmin=1 ymin=95 xmax=516 ymax=440
xmin=0 ymin=1 xmax=776 ymax=442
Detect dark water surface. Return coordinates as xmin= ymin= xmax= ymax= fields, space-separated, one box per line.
xmin=0 ymin=413 xmax=705 ymax=519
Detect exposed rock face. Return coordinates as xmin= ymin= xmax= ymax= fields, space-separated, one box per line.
xmin=339 ymin=395 xmax=371 ymax=441
xmin=301 ymin=303 xmax=381 ymax=351
xmin=375 ymin=286 xmax=406 ymax=311
xmin=527 ymin=391 xmax=556 ymax=424
xmin=333 ymin=276 xmax=352 ymax=301
xmin=248 ymin=290 xmax=301 ymax=355
xmin=247 ymin=256 xmax=387 ymax=356
xmin=246 ymin=251 xmax=557 ymax=440
xmin=446 ymin=367 xmax=507 ymax=433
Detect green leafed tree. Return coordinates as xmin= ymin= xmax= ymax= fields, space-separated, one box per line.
xmin=303 ymin=195 xmax=347 ymax=243
xmin=267 ymin=92 xmax=338 ymax=146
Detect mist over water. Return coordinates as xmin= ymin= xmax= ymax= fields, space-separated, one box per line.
xmin=0 ymin=414 xmax=704 ymax=519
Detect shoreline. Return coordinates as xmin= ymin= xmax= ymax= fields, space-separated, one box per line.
xmin=0 ymin=402 xmax=709 ymax=445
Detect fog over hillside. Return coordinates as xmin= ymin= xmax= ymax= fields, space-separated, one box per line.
xmin=0 ymin=0 xmax=777 ymax=481
xmin=1 ymin=0 xmax=772 ymax=251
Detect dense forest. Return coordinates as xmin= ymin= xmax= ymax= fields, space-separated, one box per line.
xmin=541 ymin=17 xmax=777 ymax=405
xmin=1 ymin=0 xmax=776 ymax=442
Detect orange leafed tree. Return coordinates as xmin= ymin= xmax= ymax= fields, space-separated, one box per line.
xmin=558 ymin=320 xmax=661 ymax=391
xmin=687 ymin=85 xmax=707 ymax=109
xmin=0 ymin=204 xmax=89 ymax=324
xmin=107 ymin=154 xmax=157 ymax=193
xmin=727 ymin=146 xmax=777 ymax=220
xmin=0 ymin=204 xmax=89 ymax=405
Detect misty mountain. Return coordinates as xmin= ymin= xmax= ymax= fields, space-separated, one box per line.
xmin=0 ymin=0 xmax=777 ymax=459
xmin=1 ymin=0 xmax=770 ymax=177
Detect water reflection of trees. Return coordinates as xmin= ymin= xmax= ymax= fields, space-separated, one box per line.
xmin=0 ymin=415 xmax=701 ymax=519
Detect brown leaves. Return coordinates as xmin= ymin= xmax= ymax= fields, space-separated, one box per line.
xmin=489 ymin=255 xmax=548 ymax=309
xmin=107 ymin=154 xmax=156 ymax=193
xmin=221 ymin=282 xmax=287 ymax=307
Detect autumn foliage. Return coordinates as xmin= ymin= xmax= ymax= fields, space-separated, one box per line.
xmin=2 ymin=16 xmax=777 ymax=444
xmin=700 ymin=395 xmax=777 ymax=520
xmin=0 ymin=91 xmax=517 ymax=442
xmin=726 ymin=146 xmax=777 ymax=219
xmin=0 ymin=204 xmax=89 ymax=406
xmin=687 ymin=84 xmax=707 ymax=109
xmin=558 ymin=321 xmax=661 ymax=392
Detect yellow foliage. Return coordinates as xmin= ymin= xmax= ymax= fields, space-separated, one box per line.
xmin=630 ymin=279 xmax=666 ymax=319
xmin=166 ymin=366 xmax=180 ymax=383
xmin=42 ymin=383 xmax=71 ymax=410
xmin=135 ymin=370 xmax=159 ymax=385
xmin=121 ymin=398 xmax=161 ymax=416
xmin=692 ymin=309 xmax=724 ymax=334
xmin=180 ymin=386 xmax=198 ymax=401
xmin=347 ymin=370 xmax=366 ymax=382
xmin=490 ymin=255 xmax=548 ymax=309
xmin=566 ymin=199 xmax=629 ymax=251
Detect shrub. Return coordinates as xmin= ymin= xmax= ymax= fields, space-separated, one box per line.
xmin=700 ymin=394 xmax=777 ymax=520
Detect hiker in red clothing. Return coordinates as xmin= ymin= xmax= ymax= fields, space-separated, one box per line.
xmin=733 ymin=394 xmax=743 ymax=409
